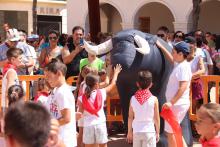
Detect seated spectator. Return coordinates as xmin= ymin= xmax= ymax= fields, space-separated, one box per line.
xmin=4 ymin=101 xmax=51 ymax=147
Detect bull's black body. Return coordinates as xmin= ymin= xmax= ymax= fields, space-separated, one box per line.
xmin=109 ymin=29 xmax=193 ymax=146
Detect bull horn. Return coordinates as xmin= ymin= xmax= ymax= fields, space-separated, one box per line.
xmin=134 ymin=35 xmax=150 ymax=55
xmin=83 ymin=39 xmax=113 ymax=55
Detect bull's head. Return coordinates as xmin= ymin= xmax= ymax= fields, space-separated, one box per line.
xmin=83 ymin=35 xmax=151 ymax=55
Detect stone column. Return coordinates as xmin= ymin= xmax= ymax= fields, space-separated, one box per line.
xmin=28 ymin=10 xmax=33 ymax=35
xmin=121 ymin=22 xmax=134 ymax=30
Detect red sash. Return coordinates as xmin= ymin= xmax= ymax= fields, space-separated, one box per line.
xmin=135 ymin=89 xmax=152 ymax=105
xmin=82 ymin=90 xmax=102 ymax=117
xmin=160 ymin=108 xmax=183 ymax=147
xmin=3 ymin=63 xmax=17 ymax=76
xmin=200 ymin=137 xmax=220 ymax=147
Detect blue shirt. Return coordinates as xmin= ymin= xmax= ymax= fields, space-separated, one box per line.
xmin=0 ymin=43 xmax=9 ymax=61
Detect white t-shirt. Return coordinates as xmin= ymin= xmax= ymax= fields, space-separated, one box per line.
xmin=195 ymin=48 xmax=213 ymax=75
xmin=166 ymin=60 xmax=192 ymax=105
xmin=130 ymin=95 xmax=156 ymax=133
xmin=37 ymin=95 xmax=48 ymax=106
xmin=1 ymin=69 xmax=19 ymax=109
xmin=48 ymin=83 xmax=76 ymax=147
xmin=189 ymin=55 xmax=201 ymax=73
xmin=78 ymin=88 xmax=106 ymax=127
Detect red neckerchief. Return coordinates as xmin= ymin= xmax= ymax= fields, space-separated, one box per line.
xmin=82 ymin=90 xmax=102 ymax=117
xmin=160 ymin=108 xmax=183 ymax=147
xmin=135 ymin=89 xmax=152 ymax=105
xmin=34 ymin=91 xmax=49 ymax=102
xmin=3 ymin=63 xmax=17 ymax=76
xmin=200 ymin=137 xmax=220 ymax=147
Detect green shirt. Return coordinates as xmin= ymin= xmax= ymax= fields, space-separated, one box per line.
xmin=79 ymin=58 xmax=104 ymax=72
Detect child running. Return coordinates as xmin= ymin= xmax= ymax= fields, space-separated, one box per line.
xmin=127 ymin=70 xmax=160 ymax=147
xmin=195 ymin=103 xmax=220 ymax=147
xmin=78 ymin=64 xmax=122 ymax=147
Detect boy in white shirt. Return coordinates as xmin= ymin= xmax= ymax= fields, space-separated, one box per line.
xmin=157 ymin=41 xmax=192 ymax=147
xmin=127 ymin=70 xmax=160 ymax=147
xmin=1 ymin=47 xmax=23 ymax=110
xmin=45 ymin=59 xmax=77 ymax=147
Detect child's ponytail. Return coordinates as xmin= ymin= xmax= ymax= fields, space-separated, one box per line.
xmin=85 ymin=73 xmax=99 ymax=98
xmin=85 ymin=86 xmax=92 ymax=99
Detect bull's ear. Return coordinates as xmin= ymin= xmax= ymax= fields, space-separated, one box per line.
xmin=134 ymin=35 xmax=150 ymax=55
xmin=84 ymin=39 xmax=113 ymax=55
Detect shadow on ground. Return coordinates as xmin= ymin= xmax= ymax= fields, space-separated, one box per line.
xmin=108 ymin=134 xmax=132 ymax=147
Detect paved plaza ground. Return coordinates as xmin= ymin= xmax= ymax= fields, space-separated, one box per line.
xmin=108 ymin=133 xmax=202 ymax=147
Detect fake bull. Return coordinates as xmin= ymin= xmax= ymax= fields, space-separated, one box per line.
xmin=84 ymin=29 xmax=193 ymax=146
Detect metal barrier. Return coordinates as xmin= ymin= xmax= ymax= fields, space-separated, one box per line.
xmin=0 ymin=75 xmax=123 ymax=122
xmin=19 ymin=75 xmax=45 ymax=101
xmin=106 ymin=85 xmax=123 ymax=122
xmin=4 ymin=75 xmax=219 ymax=122
xmin=189 ymin=75 xmax=220 ymax=121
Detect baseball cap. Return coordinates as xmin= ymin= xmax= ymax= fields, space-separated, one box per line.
xmin=173 ymin=41 xmax=190 ymax=55
xmin=27 ymin=34 xmax=39 ymax=41
xmin=7 ymin=28 xmax=20 ymax=42
xmin=185 ymin=36 xmax=196 ymax=44
xmin=7 ymin=28 xmax=20 ymax=41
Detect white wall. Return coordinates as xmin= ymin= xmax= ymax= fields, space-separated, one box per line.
xmin=67 ymin=0 xmax=220 ymax=34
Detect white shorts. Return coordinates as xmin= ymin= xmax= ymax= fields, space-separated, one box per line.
xmin=164 ymin=104 xmax=189 ymax=133
xmin=133 ymin=132 xmax=156 ymax=147
xmin=78 ymin=118 xmax=84 ymax=127
xmin=83 ymin=123 xmax=108 ymax=144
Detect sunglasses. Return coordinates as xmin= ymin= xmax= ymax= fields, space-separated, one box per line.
xmin=157 ymin=34 xmax=165 ymax=38
xmin=175 ymin=35 xmax=183 ymax=38
xmin=49 ymin=36 xmax=58 ymax=40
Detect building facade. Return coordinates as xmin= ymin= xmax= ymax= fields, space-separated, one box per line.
xmin=0 ymin=0 xmax=66 ymax=39
xmin=67 ymin=0 xmax=220 ymax=35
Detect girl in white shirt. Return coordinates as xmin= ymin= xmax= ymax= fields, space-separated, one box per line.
xmin=78 ymin=64 xmax=121 ymax=147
